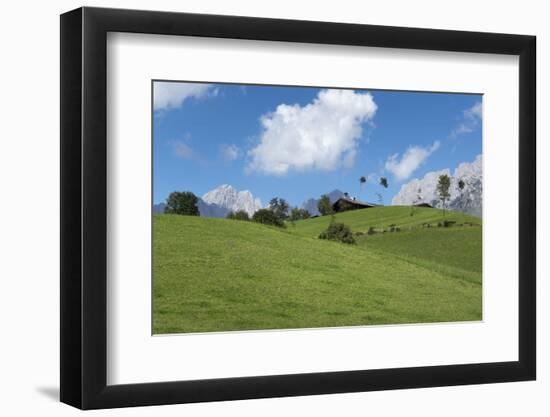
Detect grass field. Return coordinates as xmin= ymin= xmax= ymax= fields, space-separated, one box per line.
xmin=288 ymin=206 xmax=481 ymax=238
xmin=153 ymin=206 xmax=482 ymax=334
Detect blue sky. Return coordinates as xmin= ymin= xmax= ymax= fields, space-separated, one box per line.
xmin=153 ymin=81 xmax=482 ymax=207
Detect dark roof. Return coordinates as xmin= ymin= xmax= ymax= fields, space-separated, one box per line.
xmin=333 ymin=197 xmax=378 ymax=209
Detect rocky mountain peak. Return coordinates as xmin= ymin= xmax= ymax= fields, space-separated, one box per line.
xmin=392 ymin=155 xmax=482 ymax=217
xmin=202 ymin=185 xmax=263 ymax=217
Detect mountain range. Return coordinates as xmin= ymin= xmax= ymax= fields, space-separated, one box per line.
xmin=392 ymin=155 xmax=482 ymax=217
xmin=153 ymin=184 xmax=263 ymax=218
xmin=154 ymin=159 xmax=482 ymax=218
xmin=153 ymin=185 xmax=343 ymax=218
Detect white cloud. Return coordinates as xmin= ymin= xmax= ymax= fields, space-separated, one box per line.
xmin=246 ymin=89 xmax=377 ymax=175
xmin=220 ymin=144 xmax=240 ymax=161
xmin=465 ymin=101 xmax=482 ymax=120
xmin=450 ymin=101 xmax=482 ymax=138
xmin=173 ymin=141 xmax=194 ymax=159
xmin=153 ymin=82 xmax=214 ymax=111
xmin=384 ymin=141 xmax=440 ymax=181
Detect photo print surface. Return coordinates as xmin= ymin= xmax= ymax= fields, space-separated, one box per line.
xmin=152 ymin=81 xmax=483 ymax=335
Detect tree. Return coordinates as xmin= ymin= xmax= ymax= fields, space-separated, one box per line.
xmin=376 ymin=177 xmax=388 ymax=205
xmin=268 ymin=197 xmax=290 ymax=221
xmin=411 ymin=187 xmax=422 ymax=217
xmin=289 ymin=207 xmax=310 ymax=222
xmin=437 ymin=174 xmax=451 ymax=216
xmin=252 ymin=208 xmax=285 ymax=228
xmin=458 ymin=179 xmax=466 ymax=191
xmin=317 ymin=194 xmax=334 ymax=216
xmin=226 ymin=210 xmax=250 ymax=221
xmin=359 ymin=176 xmax=366 ymax=198
xmin=376 ymin=177 xmax=388 ymax=230
xmin=164 ymin=191 xmax=199 ymax=216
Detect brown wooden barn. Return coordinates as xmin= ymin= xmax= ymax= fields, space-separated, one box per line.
xmin=332 ymin=197 xmax=378 ymax=213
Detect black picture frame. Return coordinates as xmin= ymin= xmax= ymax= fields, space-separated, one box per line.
xmin=60 ymin=6 xmax=536 ymax=410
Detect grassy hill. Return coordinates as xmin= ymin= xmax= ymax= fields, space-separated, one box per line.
xmin=288 ymin=206 xmax=482 ymax=284
xmin=288 ymin=206 xmax=481 ymax=238
xmin=153 ymin=208 xmax=482 ymax=334
xmin=359 ymin=228 xmax=482 ymax=278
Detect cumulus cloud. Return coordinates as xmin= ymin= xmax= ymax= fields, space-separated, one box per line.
xmin=220 ymin=144 xmax=240 ymax=162
xmin=450 ymin=101 xmax=482 ymax=138
xmin=384 ymin=141 xmax=440 ymax=181
xmin=153 ymin=82 xmax=214 ymax=111
xmin=246 ymin=89 xmax=377 ymax=175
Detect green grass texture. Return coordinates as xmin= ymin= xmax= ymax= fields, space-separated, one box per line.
xmin=153 ymin=206 xmax=482 ymax=334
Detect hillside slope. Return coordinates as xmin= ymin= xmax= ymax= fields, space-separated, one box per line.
xmin=153 ymin=214 xmax=481 ymax=334
xmin=288 ymin=206 xmax=480 ymax=238
xmin=359 ymin=227 xmax=482 ymax=278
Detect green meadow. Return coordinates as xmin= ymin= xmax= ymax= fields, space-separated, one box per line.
xmin=153 ymin=206 xmax=482 ymax=334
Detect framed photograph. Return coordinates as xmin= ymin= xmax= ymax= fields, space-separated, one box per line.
xmin=60 ymin=7 xmax=536 ymax=409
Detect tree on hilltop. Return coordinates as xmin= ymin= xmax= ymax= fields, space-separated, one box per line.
xmin=317 ymin=194 xmax=334 ymax=216
xmin=437 ymin=174 xmax=451 ymax=217
xmin=289 ymin=207 xmax=310 ymax=222
xmin=226 ymin=210 xmax=250 ymax=221
xmin=252 ymin=208 xmax=285 ymax=228
xmin=164 ymin=191 xmax=199 ymax=216
xmin=359 ymin=176 xmax=366 ymax=198
xmin=268 ymin=197 xmax=290 ymax=221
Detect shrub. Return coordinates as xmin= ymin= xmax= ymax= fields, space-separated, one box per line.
xmin=318 ymin=222 xmax=356 ymax=244
xmin=252 ymin=209 xmax=285 ymax=228
xmin=226 ymin=210 xmax=250 ymax=221
xmin=367 ymin=226 xmax=376 ymax=235
xmin=387 ymin=223 xmax=400 ymax=232
xmin=438 ymin=220 xmax=456 ymax=228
